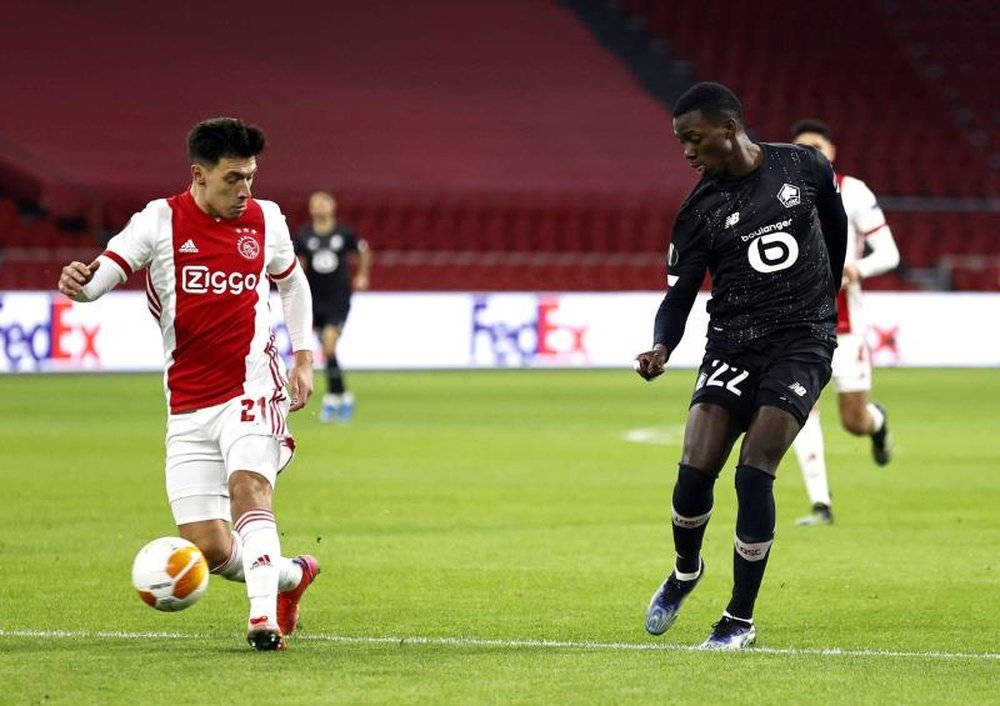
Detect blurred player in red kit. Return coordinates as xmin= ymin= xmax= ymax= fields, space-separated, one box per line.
xmin=789 ymin=119 xmax=899 ymax=526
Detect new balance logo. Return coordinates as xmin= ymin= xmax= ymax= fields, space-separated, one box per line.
xmin=725 ymin=211 xmax=740 ymax=228
xmin=179 ymin=239 xmax=199 ymax=254
xmin=788 ymin=382 xmax=808 ymax=397
xmin=251 ymin=554 xmax=272 ymax=570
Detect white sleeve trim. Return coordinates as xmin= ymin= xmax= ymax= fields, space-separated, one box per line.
xmin=71 ymin=254 xmax=127 ymax=302
xmin=274 ymin=264 xmax=313 ymax=352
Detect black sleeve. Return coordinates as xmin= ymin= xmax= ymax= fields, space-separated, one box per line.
xmin=811 ymin=152 xmax=848 ymax=291
xmin=343 ymin=228 xmax=361 ymax=253
xmin=292 ymin=229 xmax=305 ymax=256
xmin=652 ymin=210 xmax=709 ymax=356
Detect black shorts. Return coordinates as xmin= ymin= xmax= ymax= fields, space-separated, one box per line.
xmin=313 ymin=297 xmax=351 ymax=330
xmin=689 ymin=336 xmax=833 ymax=430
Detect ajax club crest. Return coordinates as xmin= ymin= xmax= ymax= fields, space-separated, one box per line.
xmin=236 ymin=230 xmax=260 ymax=260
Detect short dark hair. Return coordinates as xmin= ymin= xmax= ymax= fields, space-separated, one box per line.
xmin=791 ymin=119 xmax=833 ymax=142
xmin=673 ymin=82 xmax=743 ymax=124
xmin=187 ymin=117 xmax=266 ymax=166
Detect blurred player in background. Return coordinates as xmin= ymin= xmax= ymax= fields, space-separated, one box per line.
xmin=295 ymin=191 xmax=373 ymax=423
xmin=57 ymin=118 xmax=320 ymax=651
xmin=634 ymin=83 xmax=847 ymax=649
xmin=790 ymin=120 xmax=899 ymax=526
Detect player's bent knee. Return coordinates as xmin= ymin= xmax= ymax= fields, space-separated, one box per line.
xmin=226 ymin=434 xmax=280 ymax=487
xmin=738 ymin=406 xmax=802 ymax=473
xmin=321 ymin=326 xmax=341 ymax=356
xmin=176 ymin=517 xmax=232 ymax=568
xmin=680 ymin=450 xmax=728 ymax=476
xmin=840 ymin=410 xmax=869 ymax=435
xmin=681 ymin=404 xmax=738 ymax=475
xmin=228 ymin=469 xmax=274 ymax=509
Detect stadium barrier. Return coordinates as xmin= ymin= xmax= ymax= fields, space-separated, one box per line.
xmin=1 ymin=291 xmax=997 ymax=373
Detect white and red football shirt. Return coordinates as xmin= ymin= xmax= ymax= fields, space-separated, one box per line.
xmin=100 ymin=191 xmax=299 ymax=413
xmin=834 ymin=173 xmax=900 ymax=335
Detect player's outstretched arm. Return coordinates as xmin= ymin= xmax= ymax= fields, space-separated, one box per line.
xmin=58 ymin=258 xmax=121 ymax=302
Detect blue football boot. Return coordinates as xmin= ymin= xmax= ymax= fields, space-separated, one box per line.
xmin=319 ymin=398 xmax=339 ymax=423
xmin=338 ymin=392 xmax=355 ymax=422
xmin=644 ymin=559 xmax=704 ymax=635
xmin=700 ymin=612 xmax=756 ymax=650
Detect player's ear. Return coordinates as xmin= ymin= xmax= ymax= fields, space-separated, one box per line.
xmin=191 ymin=163 xmax=207 ymax=186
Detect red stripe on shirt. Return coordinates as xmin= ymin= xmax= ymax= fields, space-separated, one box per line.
xmin=861 ymin=223 xmax=888 ymax=237
xmin=270 ymin=259 xmax=297 ymax=281
xmin=102 ymin=250 xmax=133 ymax=278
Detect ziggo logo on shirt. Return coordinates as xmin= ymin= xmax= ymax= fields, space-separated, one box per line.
xmin=181 ymin=266 xmax=259 ymax=295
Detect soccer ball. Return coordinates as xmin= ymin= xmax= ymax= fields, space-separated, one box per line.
xmin=131 ymin=537 xmax=209 ymax=612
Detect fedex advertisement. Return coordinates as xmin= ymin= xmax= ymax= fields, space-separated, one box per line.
xmin=1 ymin=291 xmax=998 ymax=373
xmin=0 ymin=291 xmax=162 ymax=372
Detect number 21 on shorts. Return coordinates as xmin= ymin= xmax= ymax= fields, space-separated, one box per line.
xmin=240 ymin=397 xmax=268 ymax=422
xmin=696 ymin=360 xmax=749 ymax=396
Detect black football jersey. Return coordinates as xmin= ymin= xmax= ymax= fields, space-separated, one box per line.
xmin=294 ymin=225 xmax=365 ymax=300
xmin=654 ymin=143 xmax=847 ymax=355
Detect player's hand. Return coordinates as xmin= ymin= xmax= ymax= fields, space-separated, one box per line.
xmin=353 ymin=273 xmax=369 ymax=291
xmin=841 ymin=264 xmax=860 ymax=288
xmin=58 ymin=259 xmax=100 ymax=297
xmin=634 ymin=345 xmax=667 ymax=381
xmin=288 ymin=351 xmax=314 ymax=412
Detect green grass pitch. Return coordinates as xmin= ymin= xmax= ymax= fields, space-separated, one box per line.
xmin=1 ymin=368 xmax=997 ymax=704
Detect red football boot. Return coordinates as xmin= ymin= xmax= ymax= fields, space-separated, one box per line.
xmin=277 ymin=555 xmax=320 ymax=636
xmin=246 ymin=616 xmax=286 ymax=651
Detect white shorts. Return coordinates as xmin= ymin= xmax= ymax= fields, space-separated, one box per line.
xmin=831 ymin=333 xmax=873 ymax=394
xmin=166 ymin=389 xmax=295 ymax=525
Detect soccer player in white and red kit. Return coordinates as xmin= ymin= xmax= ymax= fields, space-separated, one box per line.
xmin=58 ymin=118 xmax=319 ymax=650
xmin=789 ymin=120 xmax=900 ymax=526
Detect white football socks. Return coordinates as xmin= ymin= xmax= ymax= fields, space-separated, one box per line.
xmin=866 ymin=402 xmax=885 ymax=434
xmin=236 ymin=509 xmax=280 ymax=623
xmin=211 ymin=528 xmax=302 ymax=591
xmin=279 ymin=556 xmax=303 ymax=592
xmin=235 ymin=508 xmax=304 ymax=624
xmin=793 ymin=409 xmax=831 ymax=507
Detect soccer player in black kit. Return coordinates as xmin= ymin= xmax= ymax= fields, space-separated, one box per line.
xmin=634 ymin=83 xmax=847 ymax=649
xmin=295 ymin=191 xmax=373 ymax=422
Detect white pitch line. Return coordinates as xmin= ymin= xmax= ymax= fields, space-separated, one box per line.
xmin=1 ymin=629 xmax=191 ymax=640
xmin=2 ymin=629 xmax=998 ymax=662
xmin=622 ymin=426 xmax=685 ymax=446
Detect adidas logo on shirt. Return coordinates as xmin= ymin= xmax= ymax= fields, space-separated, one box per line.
xmin=179 ymin=239 xmax=199 ymax=254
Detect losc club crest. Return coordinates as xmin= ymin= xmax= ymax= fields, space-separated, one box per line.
xmin=777 ymin=183 xmax=801 ymax=208
xmin=236 ymin=234 xmax=260 ymax=260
